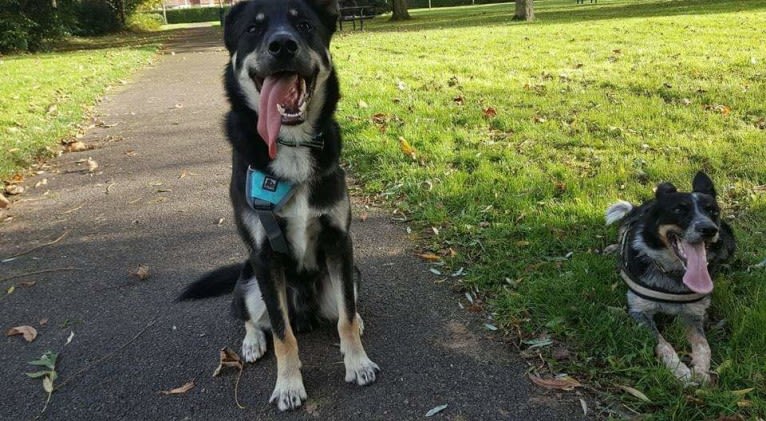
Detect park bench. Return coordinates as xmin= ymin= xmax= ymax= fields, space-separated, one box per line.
xmin=339 ymin=2 xmax=378 ymax=31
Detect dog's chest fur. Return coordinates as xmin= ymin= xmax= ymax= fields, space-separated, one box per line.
xmin=277 ymin=184 xmax=323 ymax=271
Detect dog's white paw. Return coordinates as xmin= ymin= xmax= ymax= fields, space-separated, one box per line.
xmin=344 ymin=353 xmax=380 ymax=386
xmin=269 ymin=376 xmax=307 ymax=411
xmin=242 ymin=328 xmax=267 ymax=363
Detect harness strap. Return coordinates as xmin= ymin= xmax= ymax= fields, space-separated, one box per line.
xmin=245 ymin=166 xmax=297 ymax=255
xmin=618 ymin=227 xmax=708 ymax=304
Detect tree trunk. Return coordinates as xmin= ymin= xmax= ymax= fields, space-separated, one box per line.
xmin=513 ymin=0 xmax=534 ymax=21
xmin=390 ymin=0 xmax=410 ymax=21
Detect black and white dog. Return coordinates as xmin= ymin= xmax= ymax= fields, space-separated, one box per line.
xmin=178 ymin=0 xmax=378 ymax=411
xmin=605 ymin=172 xmax=735 ymax=384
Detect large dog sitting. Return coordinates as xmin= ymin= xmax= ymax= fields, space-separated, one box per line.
xmin=606 ymin=172 xmax=735 ymax=384
xmin=178 ymin=0 xmax=378 ymax=411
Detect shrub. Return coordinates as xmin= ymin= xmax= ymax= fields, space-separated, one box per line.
xmin=127 ymin=12 xmax=163 ymax=32
xmin=165 ymin=7 xmax=227 ymax=24
xmin=74 ymin=0 xmax=121 ymax=35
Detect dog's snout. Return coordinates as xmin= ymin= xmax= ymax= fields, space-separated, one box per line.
xmin=267 ymin=33 xmax=299 ymax=58
xmin=696 ymin=222 xmax=718 ymax=238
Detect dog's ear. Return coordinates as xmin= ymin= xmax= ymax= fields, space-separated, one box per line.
xmin=692 ymin=171 xmax=716 ymax=197
xmin=655 ymin=182 xmax=677 ymax=199
xmin=223 ymin=1 xmax=250 ymax=53
xmin=311 ymin=0 xmax=340 ymax=17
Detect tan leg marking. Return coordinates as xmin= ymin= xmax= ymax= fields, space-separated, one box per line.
xmin=268 ymin=281 xmax=306 ymax=411
xmin=686 ymin=326 xmax=712 ymax=384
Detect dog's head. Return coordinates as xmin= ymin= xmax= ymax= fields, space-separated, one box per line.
xmin=224 ymin=0 xmax=338 ymax=159
xmin=648 ymin=171 xmax=723 ymax=293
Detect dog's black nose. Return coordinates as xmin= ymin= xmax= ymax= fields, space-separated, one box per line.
xmin=267 ymin=34 xmax=299 ymax=58
xmin=696 ymin=223 xmax=718 ymax=237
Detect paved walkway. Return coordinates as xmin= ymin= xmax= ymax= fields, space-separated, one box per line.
xmin=0 ymin=27 xmax=583 ymax=420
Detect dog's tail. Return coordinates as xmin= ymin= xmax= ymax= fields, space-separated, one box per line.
xmin=176 ymin=263 xmax=242 ymax=301
xmin=605 ymin=200 xmax=633 ymax=225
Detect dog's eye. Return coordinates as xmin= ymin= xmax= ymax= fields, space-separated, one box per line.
xmin=247 ymin=25 xmax=258 ymax=33
xmin=672 ymin=205 xmax=688 ymax=214
xmin=296 ymin=21 xmax=312 ymax=32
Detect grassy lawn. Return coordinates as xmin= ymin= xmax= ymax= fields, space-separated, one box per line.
xmin=0 ymin=32 xmax=168 ymax=181
xmin=334 ymin=0 xmax=766 ymax=417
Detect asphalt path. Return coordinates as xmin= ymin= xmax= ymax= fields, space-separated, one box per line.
xmin=0 ymin=27 xmax=584 ymax=420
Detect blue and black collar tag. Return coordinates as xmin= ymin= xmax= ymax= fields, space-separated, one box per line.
xmin=245 ymin=166 xmax=296 ymax=254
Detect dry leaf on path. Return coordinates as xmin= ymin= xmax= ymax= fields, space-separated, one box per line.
xmin=131 ymin=264 xmax=150 ymax=281
xmin=5 ymin=184 xmax=24 ymax=195
xmin=415 ymin=252 xmax=441 ymax=262
xmin=213 ymin=347 xmax=243 ymax=377
xmin=482 ymin=107 xmax=497 ymax=118
xmin=160 ymin=381 xmax=195 ymax=395
xmin=87 ymin=157 xmax=99 ymax=173
xmin=528 ymin=374 xmax=581 ymax=391
xmin=0 ymin=193 xmax=11 ymax=208
xmin=66 ymin=141 xmax=88 ymax=152
xmin=6 ymin=325 xmax=38 ymax=342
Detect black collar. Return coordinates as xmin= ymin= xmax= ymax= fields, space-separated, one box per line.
xmin=277 ymin=131 xmax=324 ymax=150
xmin=618 ymin=229 xmax=708 ymax=304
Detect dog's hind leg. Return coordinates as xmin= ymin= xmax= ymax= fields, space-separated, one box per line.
xmin=242 ymin=280 xmax=270 ymax=363
xmin=684 ymin=317 xmax=712 ymax=384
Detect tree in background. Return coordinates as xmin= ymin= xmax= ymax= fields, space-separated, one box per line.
xmin=391 ymin=0 xmax=410 ymax=20
xmin=513 ymin=0 xmax=534 ymax=21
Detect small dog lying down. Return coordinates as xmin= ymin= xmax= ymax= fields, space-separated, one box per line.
xmin=605 ymin=172 xmax=735 ymax=384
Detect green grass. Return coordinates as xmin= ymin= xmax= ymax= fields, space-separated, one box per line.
xmin=333 ymin=0 xmax=766 ymax=417
xmin=0 ymin=32 xmax=166 ymax=181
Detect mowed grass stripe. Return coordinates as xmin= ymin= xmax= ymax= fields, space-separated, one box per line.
xmin=0 ymin=43 xmax=160 ymax=180
xmin=334 ymin=0 xmax=766 ymax=417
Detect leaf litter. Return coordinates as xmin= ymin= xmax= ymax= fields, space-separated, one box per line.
xmin=7 ymin=325 xmax=38 ymax=342
xmin=213 ymin=347 xmax=246 ymax=409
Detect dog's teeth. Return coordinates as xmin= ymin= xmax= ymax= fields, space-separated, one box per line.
xmin=277 ymin=104 xmax=285 ymax=115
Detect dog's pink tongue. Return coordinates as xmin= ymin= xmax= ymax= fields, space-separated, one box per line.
xmin=682 ymin=241 xmax=713 ymax=294
xmin=257 ymin=74 xmax=298 ymax=159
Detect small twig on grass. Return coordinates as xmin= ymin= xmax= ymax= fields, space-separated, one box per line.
xmin=54 ymin=318 xmax=158 ymax=391
xmin=0 ymin=267 xmax=80 ymax=283
xmin=1 ymin=230 xmax=69 ymax=263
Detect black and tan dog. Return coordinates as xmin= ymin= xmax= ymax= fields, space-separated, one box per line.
xmin=177 ymin=0 xmax=378 ymax=411
xmin=606 ymin=172 xmax=735 ymax=384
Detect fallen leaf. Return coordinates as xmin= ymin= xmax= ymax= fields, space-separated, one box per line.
xmin=359 ymin=211 xmax=368 ymax=222
xmin=46 ymin=104 xmax=57 ymax=115
xmin=34 ymin=178 xmax=48 ymax=188
xmin=213 ymin=347 xmax=243 ymax=376
xmin=19 ymin=281 xmax=36 ymax=287
xmin=429 ymin=268 xmax=442 ymax=275
xmin=484 ymin=323 xmax=498 ymax=331
xmin=425 ymin=404 xmax=448 ymax=417
xmin=731 ymin=387 xmax=754 ymax=397
xmin=131 ymin=264 xmax=150 ymax=281
xmin=39 ymin=318 xmax=48 ymax=326
xmin=6 ymin=325 xmax=38 ymax=342
xmin=4 ymin=184 xmax=24 ymax=195
xmin=415 ymin=252 xmax=441 ymax=262
xmin=160 ymin=381 xmax=195 ymax=395
xmin=66 ymin=141 xmax=88 ymax=152
xmin=216 ymin=217 xmax=225 ymax=225
xmin=579 ymin=398 xmax=588 ymax=416
xmin=528 ymin=374 xmax=581 ymax=391
xmin=87 ymin=157 xmax=98 ymax=173
xmin=398 ymin=136 xmax=417 ymax=159
xmin=453 ymin=95 xmax=464 ymax=105
xmin=65 ymin=331 xmax=75 ymax=345
xmin=680 ymin=98 xmax=691 ymax=106
xmin=396 ymin=80 xmax=406 ymax=91
xmin=7 ymin=285 xmax=15 ymax=295
xmin=357 ymin=99 xmax=368 ymax=109
xmin=482 ymin=107 xmax=497 ymax=118
xmin=617 ymin=384 xmax=651 ymax=402
xmin=533 ymin=115 xmax=547 ymax=123
xmin=0 ymin=193 xmax=9 ymax=208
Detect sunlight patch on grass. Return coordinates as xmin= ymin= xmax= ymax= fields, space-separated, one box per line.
xmin=335 ymin=0 xmax=766 ymax=417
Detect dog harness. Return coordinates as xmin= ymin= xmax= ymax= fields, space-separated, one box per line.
xmin=245 ymin=134 xmax=324 ymax=254
xmin=618 ymin=229 xmax=709 ymax=304
xmin=246 ymin=166 xmax=297 ymax=254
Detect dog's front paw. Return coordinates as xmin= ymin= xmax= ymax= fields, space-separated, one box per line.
xmin=344 ymin=353 xmax=380 ymax=386
xmin=242 ymin=328 xmax=267 ymax=363
xmin=269 ymin=377 xmax=307 ymax=411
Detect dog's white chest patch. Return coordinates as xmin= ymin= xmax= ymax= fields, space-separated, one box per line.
xmin=277 ymin=185 xmax=321 ymax=271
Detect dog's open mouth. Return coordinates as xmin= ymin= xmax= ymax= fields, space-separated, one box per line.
xmin=668 ymin=233 xmax=714 ymax=294
xmin=254 ymin=71 xmax=317 ymax=159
